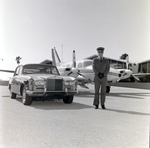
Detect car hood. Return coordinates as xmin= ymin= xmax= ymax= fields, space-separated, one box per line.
xmin=25 ymin=74 xmax=76 ymax=81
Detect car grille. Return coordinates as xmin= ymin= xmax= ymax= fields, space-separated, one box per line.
xmin=47 ymin=79 xmax=63 ymax=91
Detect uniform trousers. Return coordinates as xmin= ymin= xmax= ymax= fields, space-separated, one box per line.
xmin=93 ymin=77 xmax=107 ymax=106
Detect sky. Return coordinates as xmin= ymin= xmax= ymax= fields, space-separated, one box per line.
xmin=0 ymin=0 xmax=150 ymax=80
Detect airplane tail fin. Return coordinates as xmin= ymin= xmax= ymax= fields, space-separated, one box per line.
xmin=52 ymin=47 xmax=61 ymax=66
xmin=125 ymin=55 xmax=129 ymax=69
xmin=120 ymin=53 xmax=129 ymax=69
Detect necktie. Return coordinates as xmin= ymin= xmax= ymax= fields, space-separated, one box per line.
xmin=100 ymin=57 xmax=103 ymax=62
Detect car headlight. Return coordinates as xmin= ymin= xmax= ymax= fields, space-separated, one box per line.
xmin=34 ymin=80 xmax=46 ymax=87
xmin=64 ymin=81 xmax=76 ymax=86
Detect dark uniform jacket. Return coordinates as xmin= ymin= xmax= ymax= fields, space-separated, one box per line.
xmin=92 ymin=57 xmax=110 ymax=80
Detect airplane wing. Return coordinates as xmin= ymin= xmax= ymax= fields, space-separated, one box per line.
xmin=0 ymin=69 xmax=14 ymax=73
xmin=84 ymin=54 xmax=98 ymax=60
xmin=132 ymin=73 xmax=150 ymax=81
xmin=133 ymin=73 xmax=150 ymax=77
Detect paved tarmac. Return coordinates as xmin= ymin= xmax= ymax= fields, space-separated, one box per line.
xmin=0 ymin=85 xmax=150 ymax=148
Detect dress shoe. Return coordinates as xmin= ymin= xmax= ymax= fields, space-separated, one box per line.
xmin=95 ymin=105 xmax=98 ymax=109
xmin=101 ymin=105 xmax=106 ymax=109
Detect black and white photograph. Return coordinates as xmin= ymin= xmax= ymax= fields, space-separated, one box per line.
xmin=0 ymin=0 xmax=150 ymax=147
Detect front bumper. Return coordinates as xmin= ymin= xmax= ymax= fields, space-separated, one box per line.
xmin=26 ymin=90 xmax=77 ymax=97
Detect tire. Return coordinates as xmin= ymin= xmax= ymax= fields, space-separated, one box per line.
xmin=106 ymin=86 xmax=110 ymax=93
xmin=22 ymin=87 xmax=33 ymax=105
xmin=9 ymin=85 xmax=16 ymax=99
xmin=130 ymin=76 xmax=135 ymax=82
xmin=63 ymin=95 xmax=74 ymax=104
xmin=10 ymin=92 xmax=16 ymax=99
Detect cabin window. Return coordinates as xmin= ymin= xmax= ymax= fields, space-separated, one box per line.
xmin=148 ymin=62 xmax=150 ymax=73
xmin=66 ymin=64 xmax=71 ymax=68
xmin=78 ymin=63 xmax=82 ymax=68
xmin=109 ymin=60 xmax=127 ymax=69
xmin=142 ymin=62 xmax=148 ymax=73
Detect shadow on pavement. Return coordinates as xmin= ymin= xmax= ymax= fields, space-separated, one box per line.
xmin=15 ymin=97 xmax=93 ymax=110
xmin=76 ymin=91 xmax=150 ymax=99
xmin=106 ymin=108 xmax=150 ymax=116
xmin=32 ymin=101 xmax=93 ymax=110
xmin=106 ymin=93 xmax=148 ymax=99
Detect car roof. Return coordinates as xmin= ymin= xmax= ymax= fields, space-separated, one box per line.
xmin=23 ymin=64 xmax=56 ymax=68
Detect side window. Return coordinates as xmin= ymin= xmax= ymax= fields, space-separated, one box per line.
xmin=51 ymin=67 xmax=59 ymax=75
xmin=14 ymin=67 xmax=20 ymax=76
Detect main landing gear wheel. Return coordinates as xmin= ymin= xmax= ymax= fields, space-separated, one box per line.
xmin=106 ymin=86 xmax=110 ymax=93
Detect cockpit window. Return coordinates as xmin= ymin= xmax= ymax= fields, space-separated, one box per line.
xmin=23 ymin=65 xmax=59 ymax=75
xmin=83 ymin=61 xmax=92 ymax=67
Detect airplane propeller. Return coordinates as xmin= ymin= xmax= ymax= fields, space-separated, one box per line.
xmin=73 ymin=50 xmax=76 ymax=68
xmin=67 ymin=50 xmax=91 ymax=82
xmin=131 ymin=74 xmax=140 ymax=81
xmin=67 ymin=50 xmax=78 ymax=75
xmin=67 ymin=50 xmax=78 ymax=76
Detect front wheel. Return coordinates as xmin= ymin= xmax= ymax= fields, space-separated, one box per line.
xmin=10 ymin=92 xmax=16 ymax=99
xmin=63 ymin=95 xmax=74 ymax=104
xmin=9 ymin=85 xmax=16 ymax=99
xmin=22 ymin=87 xmax=33 ymax=105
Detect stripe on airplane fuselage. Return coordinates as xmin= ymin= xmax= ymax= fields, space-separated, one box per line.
xmin=108 ymin=72 xmax=119 ymax=76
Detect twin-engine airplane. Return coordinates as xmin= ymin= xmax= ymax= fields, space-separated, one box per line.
xmin=51 ymin=48 xmax=133 ymax=93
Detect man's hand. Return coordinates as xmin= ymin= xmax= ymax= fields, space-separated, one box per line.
xmin=98 ymin=72 xmax=105 ymax=79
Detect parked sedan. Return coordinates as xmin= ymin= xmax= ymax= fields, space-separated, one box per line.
xmin=9 ymin=64 xmax=77 ymax=105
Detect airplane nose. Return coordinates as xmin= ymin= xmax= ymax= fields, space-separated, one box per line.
xmin=126 ymin=70 xmax=133 ymax=76
xmin=121 ymin=70 xmax=133 ymax=79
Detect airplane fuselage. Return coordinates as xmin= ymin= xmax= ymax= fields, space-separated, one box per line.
xmin=56 ymin=59 xmax=132 ymax=83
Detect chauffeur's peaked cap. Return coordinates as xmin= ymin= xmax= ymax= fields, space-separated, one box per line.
xmin=96 ymin=47 xmax=105 ymax=51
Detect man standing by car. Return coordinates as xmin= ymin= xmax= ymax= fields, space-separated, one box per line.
xmin=93 ymin=47 xmax=110 ymax=109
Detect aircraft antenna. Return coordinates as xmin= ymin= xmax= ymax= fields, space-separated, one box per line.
xmin=62 ymin=44 xmax=63 ymax=62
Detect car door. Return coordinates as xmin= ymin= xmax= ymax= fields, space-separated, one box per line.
xmin=11 ymin=66 xmax=21 ymax=94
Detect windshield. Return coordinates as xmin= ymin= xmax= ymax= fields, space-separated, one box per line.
xmin=83 ymin=61 xmax=92 ymax=67
xmin=23 ymin=65 xmax=59 ymax=75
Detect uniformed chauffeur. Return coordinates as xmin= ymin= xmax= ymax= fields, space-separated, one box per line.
xmin=92 ymin=47 xmax=110 ymax=109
